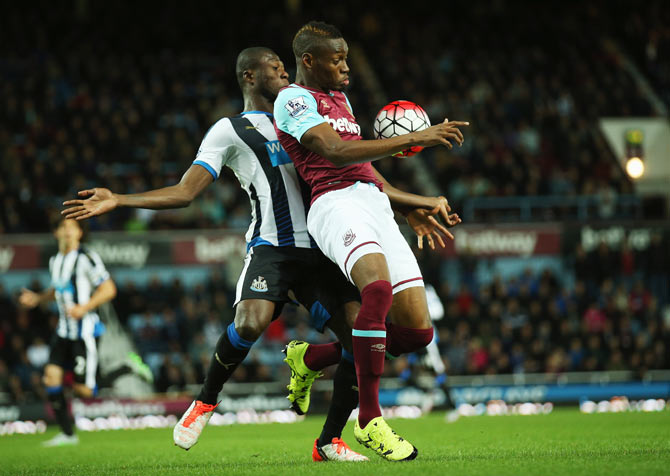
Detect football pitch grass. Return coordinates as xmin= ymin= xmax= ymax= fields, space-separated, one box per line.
xmin=2 ymin=408 xmax=669 ymax=475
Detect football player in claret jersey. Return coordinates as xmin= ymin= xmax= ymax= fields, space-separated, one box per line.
xmin=19 ymin=218 xmax=117 ymax=446
xmin=62 ymin=46 xmax=455 ymax=461
xmin=274 ymin=21 xmax=468 ymax=461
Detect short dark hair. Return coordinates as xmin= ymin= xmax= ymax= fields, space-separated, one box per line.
xmin=235 ymin=46 xmax=276 ymax=89
xmin=292 ymin=21 xmax=343 ymax=59
xmin=52 ymin=217 xmax=88 ymax=242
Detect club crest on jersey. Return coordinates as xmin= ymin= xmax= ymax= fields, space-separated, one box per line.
xmin=250 ymin=276 xmax=268 ymax=292
xmin=343 ymin=229 xmax=356 ymax=247
xmin=285 ymin=96 xmax=308 ymax=118
xmin=320 ymin=99 xmax=331 ymax=110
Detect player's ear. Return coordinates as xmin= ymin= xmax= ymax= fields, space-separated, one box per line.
xmin=243 ymin=69 xmax=254 ymax=86
xmin=301 ymin=52 xmax=313 ymax=70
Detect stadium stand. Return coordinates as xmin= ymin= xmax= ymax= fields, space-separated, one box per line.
xmin=0 ymin=1 xmax=668 ymax=404
xmin=0 ymin=2 xmax=661 ymax=233
xmin=1 ymin=236 xmax=667 ymax=402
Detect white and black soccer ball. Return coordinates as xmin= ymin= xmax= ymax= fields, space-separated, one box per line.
xmin=373 ymin=100 xmax=431 ymax=157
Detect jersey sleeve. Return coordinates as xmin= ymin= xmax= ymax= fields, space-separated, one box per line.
xmin=192 ymin=118 xmax=234 ymax=180
xmin=274 ymin=87 xmax=326 ymax=142
xmin=83 ymin=250 xmax=111 ymax=287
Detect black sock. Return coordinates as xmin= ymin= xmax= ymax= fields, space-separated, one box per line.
xmin=318 ymin=359 xmax=359 ymax=447
xmin=102 ymin=365 xmax=133 ymax=384
xmin=47 ymin=389 xmax=74 ymax=436
xmin=196 ymin=330 xmax=250 ymax=404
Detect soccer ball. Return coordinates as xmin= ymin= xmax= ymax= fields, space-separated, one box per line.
xmin=373 ymin=100 xmax=431 ymax=157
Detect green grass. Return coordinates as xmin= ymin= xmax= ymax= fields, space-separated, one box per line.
xmin=1 ymin=409 xmax=669 ymax=475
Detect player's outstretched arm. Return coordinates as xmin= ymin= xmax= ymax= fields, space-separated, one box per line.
xmin=62 ymin=165 xmax=213 ymax=220
xmin=373 ymin=166 xmax=450 ymax=215
xmin=68 ymin=278 xmax=117 ymax=319
xmin=373 ymin=166 xmax=461 ymax=250
xmin=373 ymin=166 xmax=462 ymax=225
xmin=301 ymin=119 xmax=469 ymax=167
xmin=18 ymin=288 xmax=55 ymax=308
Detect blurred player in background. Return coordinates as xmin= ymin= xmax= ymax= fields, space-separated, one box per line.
xmin=275 ymin=21 xmax=467 ymax=461
xmin=396 ymin=282 xmax=455 ymax=409
xmin=62 ymin=46 xmax=454 ymax=461
xmin=19 ymin=218 xmax=117 ymax=447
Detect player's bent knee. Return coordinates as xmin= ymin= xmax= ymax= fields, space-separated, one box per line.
xmin=44 ymin=376 xmax=61 ymax=388
xmin=43 ymin=365 xmax=63 ymax=387
xmin=386 ymin=323 xmax=434 ymax=356
xmin=356 ymin=280 xmax=393 ymax=327
xmin=234 ymin=302 xmax=274 ymax=341
xmin=350 ymin=253 xmax=391 ymax=291
xmin=233 ymin=320 xmax=265 ymax=341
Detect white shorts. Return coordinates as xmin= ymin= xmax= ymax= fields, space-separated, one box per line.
xmin=307 ymin=182 xmax=423 ymax=294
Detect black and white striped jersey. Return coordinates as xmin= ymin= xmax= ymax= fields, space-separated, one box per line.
xmin=49 ymin=247 xmax=110 ymax=341
xmin=193 ymin=111 xmax=315 ymax=251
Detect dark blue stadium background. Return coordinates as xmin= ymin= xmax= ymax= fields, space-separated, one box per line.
xmin=0 ymin=0 xmax=668 ymax=403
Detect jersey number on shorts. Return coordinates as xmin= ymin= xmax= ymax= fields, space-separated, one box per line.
xmin=74 ymin=356 xmax=86 ymax=375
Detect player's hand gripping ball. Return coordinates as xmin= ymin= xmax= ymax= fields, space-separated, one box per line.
xmin=374 ymin=100 xmax=431 ymax=157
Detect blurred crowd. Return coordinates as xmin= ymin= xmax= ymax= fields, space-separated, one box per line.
xmin=615 ymin=1 xmax=670 ymax=108
xmin=364 ymin=2 xmax=652 ymax=215
xmin=1 ymin=236 xmax=667 ymax=403
xmin=1 ymin=1 xmax=664 ymax=233
xmin=417 ymin=238 xmax=669 ymax=377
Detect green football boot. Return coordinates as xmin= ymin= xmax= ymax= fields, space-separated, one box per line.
xmin=354 ymin=416 xmax=418 ymax=462
xmin=282 ymin=340 xmax=323 ymax=415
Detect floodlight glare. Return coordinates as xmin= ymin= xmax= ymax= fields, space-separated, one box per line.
xmin=625 ymin=157 xmax=644 ymax=179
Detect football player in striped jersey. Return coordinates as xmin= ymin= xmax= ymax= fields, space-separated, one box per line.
xmin=62 ymin=46 xmax=456 ymax=461
xmin=19 ymin=218 xmax=117 ymax=446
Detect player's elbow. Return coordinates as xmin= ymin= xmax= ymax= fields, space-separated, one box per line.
xmin=175 ymin=184 xmax=196 ymax=207
xmin=178 ymin=197 xmax=194 ymax=208
xmin=306 ymin=135 xmax=350 ymax=167
xmin=321 ymin=145 xmax=350 ymax=168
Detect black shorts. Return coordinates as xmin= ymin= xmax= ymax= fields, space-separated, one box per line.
xmin=49 ymin=335 xmax=99 ymax=390
xmin=234 ymin=245 xmax=360 ymax=331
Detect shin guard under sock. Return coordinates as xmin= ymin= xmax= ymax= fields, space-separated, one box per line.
xmin=197 ymin=324 xmax=254 ymax=404
xmin=352 ymin=280 xmax=393 ymax=428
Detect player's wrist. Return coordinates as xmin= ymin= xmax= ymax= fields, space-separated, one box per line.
xmin=112 ymin=193 xmax=124 ymax=208
xmin=405 ymin=130 xmax=424 ymax=148
xmin=383 ymin=134 xmax=417 ymax=158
